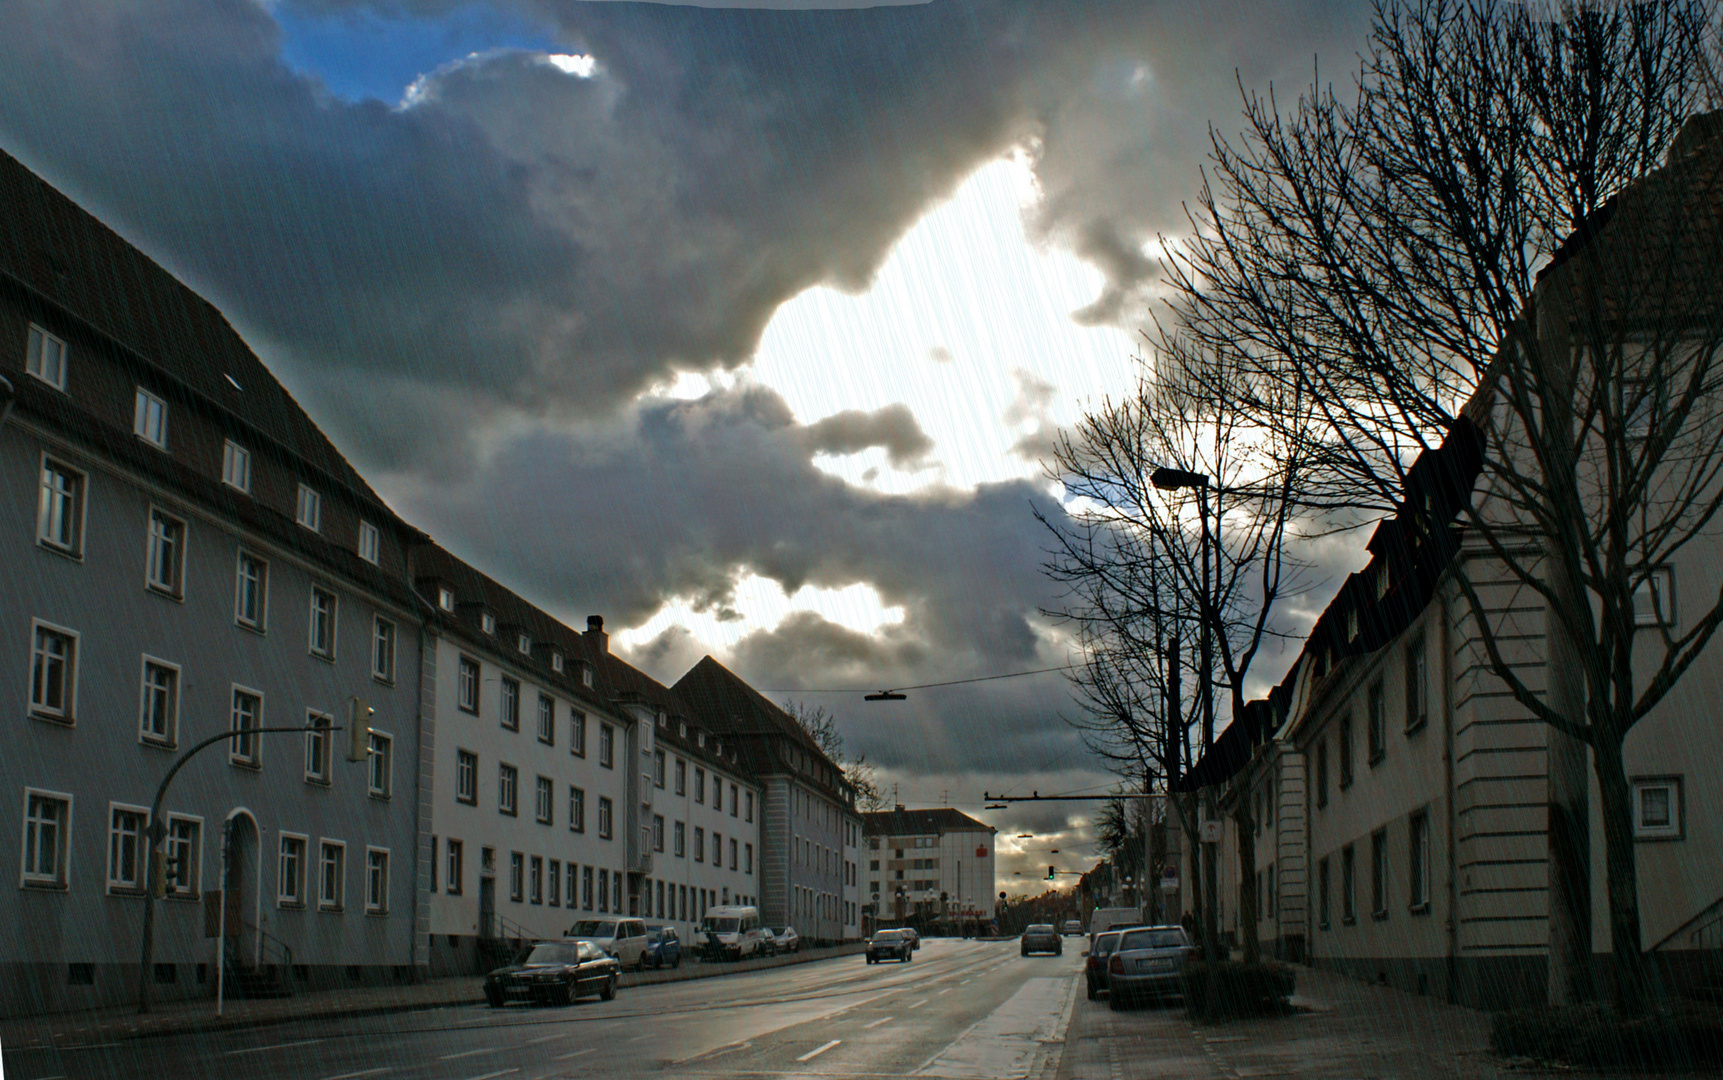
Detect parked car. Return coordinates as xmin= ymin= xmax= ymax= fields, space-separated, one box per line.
xmin=1021 ymin=923 xmax=1062 ymax=956
xmin=700 ymin=905 xmax=768 ymax=960
xmin=484 ymin=940 xmax=620 ymax=1007
xmin=774 ymin=925 xmax=801 ymax=953
xmin=866 ymin=929 xmax=914 ymax=964
xmin=1062 ymin=919 xmax=1084 ymax=937
xmin=902 ymin=926 xmax=920 ymax=951
xmin=566 ymin=918 xmax=651 ymax=970
xmin=641 ymin=925 xmax=682 ymax=969
xmin=1107 ymin=925 xmax=1194 ymax=1010
xmin=1084 ymin=929 xmax=1127 ymax=1001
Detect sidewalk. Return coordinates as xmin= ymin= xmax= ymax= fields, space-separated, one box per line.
xmin=0 ymin=941 xmax=865 ymax=1050
xmin=1055 ymin=965 xmax=1715 ymax=1080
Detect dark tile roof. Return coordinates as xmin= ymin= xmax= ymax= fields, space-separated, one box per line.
xmin=0 ymin=146 xmax=395 ymax=518
xmin=860 ymin=807 xmax=994 ymax=837
xmin=671 ymin=655 xmax=849 ymax=798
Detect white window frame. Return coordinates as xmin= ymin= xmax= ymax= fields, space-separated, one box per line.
xmin=498 ymin=763 xmax=518 ymax=816
xmin=20 ymin=788 xmax=73 ymax=889
xmin=222 ymin=440 xmax=251 ymax=493
xmin=551 ymin=651 xmax=564 ymax=673
xmin=457 ymin=656 xmax=480 ymax=714
xmin=138 ymin=655 xmax=180 ymax=747
xmin=296 ymin=484 xmax=322 ymax=532
xmin=234 ymin=550 xmax=269 ymax=631
xmin=456 ymin=749 xmax=478 ymax=805
xmin=29 ymin=619 xmax=79 ymax=724
xmin=1408 ymin=809 xmax=1432 ymax=911
xmin=229 ymin=685 xmax=264 ymax=768
xmin=1633 ymin=776 xmax=1684 ymax=840
xmin=437 ymin=587 xmax=455 ymax=612
xmin=106 ymin=802 xmax=150 ymax=895
xmin=357 ymin=520 xmax=380 ymax=565
xmin=365 ymin=847 xmax=390 ymax=915
xmin=481 ymin=612 xmax=496 ymax=635
xmin=305 ymin=710 xmax=333 ymax=785
xmin=535 ymin=775 xmax=553 ymax=824
xmin=36 ymin=455 xmax=85 ymax=557
xmin=1634 ymin=566 xmax=1676 ymax=628
xmin=653 ymin=814 xmax=665 ymax=853
xmin=133 ymin=387 xmax=168 ymax=449
xmin=674 ymin=820 xmax=685 ymax=857
xmin=599 ymin=724 xmax=615 ymax=769
xmin=143 ymin=506 xmax=187 ymax=599
xmin=26 ymin=323 xmax=68 ymax=390
xmin=367 ymin=730 xmax=393 ymax=800
xmin=500 ymin=676 xmax=520 ymax=731
xmin=319 ymin=839 xmax=346 ymax=911
xmin=517 ymin=632 xmax=531 ymax=656
xmin=598 ymin=797 xmax=613 ymax=840
xmin=570 ymin=711 xmax=587 ymax=757
xmin=537 ymin=693 xmax=555 ymax=746
xmin=569 ymin=785 xmax=586 ymax=833
xmin=278 ymin=832 xmax=309 ymax=908
xmin=165 ymin=813 xmax=202 ymax=899
xmin=372 ymin=616 xmax=396 ymax=684
xmin=308 ymin=586 xmax=338 ymax=660
xmin=444 ymin=839 xmax=463 ymax=897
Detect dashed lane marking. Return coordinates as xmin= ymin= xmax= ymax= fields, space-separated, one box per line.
xmin=439 ymin=1047 xmax=498 ymax=1060
xmin=461 ymin=1070 xmax=517 ymax=1080
xmin=796 ymin=1040 xmax=842 ymax=1062
xmin=318 ymin=1070 xmax=391 ymax=1080
xmin=227 ymin=1038 xmax=326 ymax=1055
xmin=863 ymin=1016 xmax=895 ymax=1029
xmin=524 ymin=1032 xmax=573 ymax=1044
xmin=552 ymin=1049 xmax=594 ymax=1061
xmin=907 ymin=998 xmax=929 ymax=1009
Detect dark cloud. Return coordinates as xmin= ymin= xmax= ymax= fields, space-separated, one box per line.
xmin=802 ymin=403 xmax=933 ymax=468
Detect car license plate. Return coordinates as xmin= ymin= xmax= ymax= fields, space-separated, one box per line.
xmin=1138 ymin=959 xmax=1173 ymax=972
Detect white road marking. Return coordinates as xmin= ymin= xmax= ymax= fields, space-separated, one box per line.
xmin=863 ymin=1016 xmax=895 ymax=1029
xmin=796 ymin=1040 xmax=842 ymax=1062
xmin=319 ymin=1070 xmax=391 ymax=1080
xmin=936 ymin=988 xmax=953 ymax=995
xmin=553 ymin=1048 xmax=595 ymax=1061
xmin=524 ymin=1032 xmax=572 ymax=1045
xmin=439 ymin=1047 xmax=498 ymax=1060
xmin=462 ymin=1071 xmax=517 ymax=1080
xmin=907 ymin=998 xmax=929 ymax=1009
xmin=227 ymin=1038 xmax=325 ymax=1056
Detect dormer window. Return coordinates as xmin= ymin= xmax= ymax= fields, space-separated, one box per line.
xmin=26 ymin=325 xmax=67 ymax=390
xmin=133 ymin=388 xmax=168 ymax=449
xmin=437 ymin=587 xmax=455 ymax=612
xmin=551 ymin=652 xmax=564 ymax=673
xmin=481 ymin=613 xmax=496 ymax=635
xmin=358 ymin=521 xmax=380 ymax=565
xmin=657 ymin=711 xmax=667 ymax=729
xmin=697 ymin=732 xmax=706 ymax=748
xmin=517 ymin=633 xmax=531 ymax=655
xmin=580 ymin=664 xmax=593 ymax=688
xmin=296 ymin=485 xmax=322 ymax=532
xmin=679 ymin=721 xmax=687 ymax=738
xmin=222 ymin=441 xmax=251 ymax=493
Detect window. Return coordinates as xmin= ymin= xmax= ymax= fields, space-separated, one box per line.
xmin=517 ymin=633 xmax=531 ymax=656
xmin=535 ymin=776 xmax=553 ymax=824
xmin=108 ymin=805 xmax=149 ymax=893
xmin=694 ymin=826 xmax=705 ymax=863
xmin=166 ymin=815 xmax=200 ymax=898
xmin=537 ymin=694 xmax=555 ymax=745
xmin=746 ymin=791 xmax=754 ymax=823
xmin=653 ymin=814 xmax=665 ymax=852
xmin=598 ymin=797 xmax=613 ymax=839
xmin=357 ymin=521 xmax=380 ymax=564
xmin=139 ymin=658 xmax=179 ymax=746
xmin=319 ymin=841 xmax=346 ymax=910
xmin=1341 ymin=844 xmax=1356 ymax=924
xmin=548 ymin=859 xmax=561 ymax=906
xmin=481 ymin=612 xmax=496 ymax=635
xmin=675 ymin=758 xmax=686 ymax=795
xmin=614 ymin=873 xmax=622 ymax=913
xmin=456 ymin=750 xmax=478 ymax=804
xmin=30 ymin=621 xmax=79 ymax=723
xmin=26 ymin=324 xmax=67 ymax=389
xmin=36 ymin=458 xmax=84 ymax=555
xmin=222 ymin=440 xmax=251 ymax=493
xmin=597 ymin=868 xmax=609 ymax=912
xmin=730 ymin=838 xmax=738 ymax=870
xmin=438 ymin=587 xmax=455 ymax=612
xmin=655 ymin=749 xmax=666 ymax=788
xmin=1318 ymin=856 xmax=1331 ymax=930
xmin=367 ymin=732 xmax=392 ymax=799
xmin=1370 ymin=829 xmax=1388 ymax=919
xmin=1315 ymin=739 xmax=1328 ymax=808
xmin=304 ymin=711 xmax=333 ymax=784
xmin=133 ymin=388 xmax=168 ymax=448
xmin=21 ymin=790 xmax=71 ymax=888
xmin=1633 ymin=777 xmax=1683 ymax=839
xmin=1634 ymin=567 xmax=1676 ymax=628
xmin=551 ymin=651 xmax=564 ymax=673
xmin=745 ymin=843 xmax=753 ymax=875
xmin=674 ymin=820 xmax=686 ymax=857
xmin=235 ymin=551 xmax=268 ymax=630
xmin=583 ymin=865 xmax=595 ymax=910
xmin=296 ymin=484 xmax=322 ymax=532
xmin=445 ymin=839 xmax=463 ymax=896
xmin=509 ymin=852 xmax=524 ymax=902
xmin=599 ymin=724 xmax=615 ymax=768
xmin=372 ymin=618 xmax=396 ymax=684
xmin=144 ymin=508 xmax=186 ymax=597
xmin=730 ymin=784 xmax=739 ymax=817
xmin=498 ymin=764 xmax=518 ymax=816
xmin=530 ymin=856 xmax=544 ymax=904
xmin=457 ymin=656 xmax=480 ymax=713
xmin=229 ymin=687 xmax=263 ymax=767
xmin=569 ymin=786 xmax=586 ymax=832
xmin=695 ymin=768 xmax=706 ymax=803
xmin=1367 ymin=679 xmax=1386 ymax=765
xmin=571 ymin=711 xmax=587 ymax=756
xmin=1409 ymin=810 xmax=1431 ymax=911
xmin=365 ymin=848 xmax=390 ymax=914
xmin=278 ymin=834 xmax=308 ymax=907
xmin=309 ymin=587 xmax=338 ymax=659
xmin=1405 ymin=636 xmax=1429 ymax=732
xmin=1339 ymin=714 xmax=1354 ymax=788
xmin=500 ymin=677 xmax=520 ymax=730
xmin=567 ymin=863 xmax=578 ymax=907
xmin=581 ymin=664 xmax=593 ymax=688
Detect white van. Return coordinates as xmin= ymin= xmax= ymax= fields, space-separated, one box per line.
xmin=699 ymin=905 xmax=767 ymax=960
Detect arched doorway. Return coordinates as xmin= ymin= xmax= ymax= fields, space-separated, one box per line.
xmin=224 ymin=811 xmax=259 ymax=968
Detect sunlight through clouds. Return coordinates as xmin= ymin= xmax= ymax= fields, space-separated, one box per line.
xmin=617 ymin=575 xmax=907 ymax=652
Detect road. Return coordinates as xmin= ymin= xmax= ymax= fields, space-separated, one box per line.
xmin=3 ymin=939 xmax=1083 ymax=1080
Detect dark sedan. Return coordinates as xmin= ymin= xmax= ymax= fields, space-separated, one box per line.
xmin=1085 ymin=929 xmax=1126 ymax=1000
xmin=1020 ymin=923 xmax=1062 ymax=956
xmin=484 ymin=941 xmax=620 ymax=1007
xmin=866 ymin=929 xmax=914 ymax=964
xmin=642 ymin=926 xmax=682 ymax=969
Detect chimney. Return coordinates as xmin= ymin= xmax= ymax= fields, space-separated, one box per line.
xmin=585 ymin=615 xmax=608 ymax=653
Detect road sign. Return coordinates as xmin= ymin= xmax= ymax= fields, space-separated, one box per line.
xmin=1200 ymin=821 xmax=1222 ymax=843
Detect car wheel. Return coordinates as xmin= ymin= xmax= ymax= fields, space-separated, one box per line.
xmin=672 ymin=955 xmax=681 ymax=969
xmin=562 ymin=981 xmax=579 ymax=1007
xmin=485 ymin=989 xmax=503 ymax=1008
xmin=1087 ymin=981 xmax=1098 ymax=1001
xmin=600 ymin=974 xmax=617 ymax=1001
xmin=1109 ymin=993 xmax=1125 ymax=1012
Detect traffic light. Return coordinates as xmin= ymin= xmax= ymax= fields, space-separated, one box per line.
xmin=151 ymin=848 xmax=168 ymax=899
xmin=347 ymin=696 xmax=375 ymax=763
xmin=1048 ymin=865 xmax=1057 ymax=880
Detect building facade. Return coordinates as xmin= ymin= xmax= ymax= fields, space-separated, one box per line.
xmin=861 ymin=807 xmax=997 ymax=924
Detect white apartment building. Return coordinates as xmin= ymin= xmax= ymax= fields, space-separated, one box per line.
xmin=862 ymin=807 xmax=997 ymax=922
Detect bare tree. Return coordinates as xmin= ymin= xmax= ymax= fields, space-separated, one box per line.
xmin=1165 ymin=0 xmax=1721 ymax=1004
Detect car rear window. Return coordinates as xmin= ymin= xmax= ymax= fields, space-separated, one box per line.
xmin=1094 ymin=933 xmax=1123 ymax=955
xmin=1118 ymin=929 xmax=1189 ymax=950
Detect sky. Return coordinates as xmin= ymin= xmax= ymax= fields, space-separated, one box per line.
xmin=0 ymin=0 xmax=1376 ymax=891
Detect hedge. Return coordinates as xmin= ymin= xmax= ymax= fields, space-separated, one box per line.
xmin=1181 ymin=961 xmax=1297 ymax=1019
xmin=1490 ymin=1002 xmax=1723 ymax=1070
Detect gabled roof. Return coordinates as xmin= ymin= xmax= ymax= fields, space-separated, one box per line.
xmin=860 ymin=807 xmax=994 ymax=837
xmin=671 ymin=655 xmax=848 ymax=797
